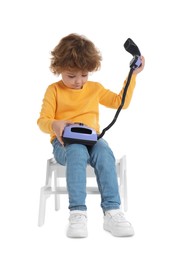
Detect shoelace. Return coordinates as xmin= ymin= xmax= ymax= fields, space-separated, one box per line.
xmin=111 ymin=212 xmax=128 ymax=223
xmin=70 ymin=214 xmax=87 ymax=223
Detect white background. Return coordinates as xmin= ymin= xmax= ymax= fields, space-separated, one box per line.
xmin=0 ymin=0 xmax=173 ymax=259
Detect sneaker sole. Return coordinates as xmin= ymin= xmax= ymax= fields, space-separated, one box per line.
xmin=67 ymin=230 xmax=88 ymax=238
xmin=103 ymin=224 xmax=134 ymax=237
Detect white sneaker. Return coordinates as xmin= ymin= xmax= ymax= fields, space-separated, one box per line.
xmin=67 ymin=210 xmax=88 ymax=238
xmin=103 ymin=209 xmax=134 ymax=237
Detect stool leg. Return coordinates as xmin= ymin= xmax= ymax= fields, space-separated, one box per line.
xmin=38 ymin=187 xmax=50 ymax=226
xmin=121 ymin=156 xmax=128 ymax=212
xmin=54 ymin=173 xmax=60 ymax=211
xmin=55 ymin=195 xmax=60 ymax=211
xmin=123 ymin=161 xmax=128 ymax=212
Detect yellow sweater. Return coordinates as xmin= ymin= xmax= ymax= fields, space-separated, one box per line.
xmin=37 ymin=75 xmax=136 ymax=142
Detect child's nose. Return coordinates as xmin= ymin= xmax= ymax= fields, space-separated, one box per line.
xmin=75 ymin=77 xmax=82 ymax=84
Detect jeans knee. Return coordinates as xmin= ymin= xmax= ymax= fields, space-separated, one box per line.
xmin=66 ymin=143 xmax=89 ymax=163
xmin=90 ymin=140 xmax=115 ymax=165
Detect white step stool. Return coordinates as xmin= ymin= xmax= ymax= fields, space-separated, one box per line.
xmin=38 ymin=155 xmax=128 ymax=226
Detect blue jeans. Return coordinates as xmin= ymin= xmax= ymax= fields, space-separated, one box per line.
xmin=52 ymin=138 xmax=121 ymax=212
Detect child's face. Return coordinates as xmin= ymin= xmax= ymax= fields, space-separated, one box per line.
xmin=61 ymin=70 xmax=89 ymax=89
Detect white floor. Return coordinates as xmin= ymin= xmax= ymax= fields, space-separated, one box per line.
xmin=1 ymin=166 xmax=172 ymax=260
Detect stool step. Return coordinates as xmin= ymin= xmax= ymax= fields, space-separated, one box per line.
xmin=44 ymin=186 xmax=99 ymax=195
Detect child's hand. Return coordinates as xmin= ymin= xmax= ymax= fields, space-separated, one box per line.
xmin=52 ymin=120 xmax=72 ymax=145
xmin=133 ymin=56 xmax=145 ymax=74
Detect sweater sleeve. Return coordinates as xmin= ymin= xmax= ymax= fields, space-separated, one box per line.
xmin=37 ymin=84 xmax=57 ymax=134
xmin=99 ymin=74 xmax=136 ymax=109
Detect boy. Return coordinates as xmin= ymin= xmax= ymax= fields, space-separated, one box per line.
xmin=37 ymin=33 xmax=145 ymax=238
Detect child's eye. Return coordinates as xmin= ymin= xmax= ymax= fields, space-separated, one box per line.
xmin=82 ymin=74 xmax=88 ymax=77
xmin=68 ymin=75 xmax=75 ymax=78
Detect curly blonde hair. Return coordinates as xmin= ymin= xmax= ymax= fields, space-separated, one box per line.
xmin=50 ymin=33 xmax=102 ymax=75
